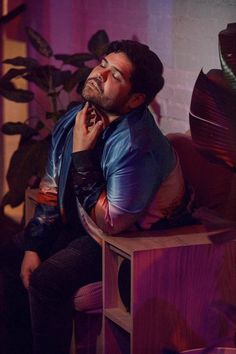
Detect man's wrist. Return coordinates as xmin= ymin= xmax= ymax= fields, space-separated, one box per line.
xmin=71 ymin=150 xmax=95 ymax=172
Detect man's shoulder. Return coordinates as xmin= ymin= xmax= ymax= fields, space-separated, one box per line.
xmin=104 ymin=107 xmax=170 ymax=154
xmin=127 ymin=108 xmax=169 ymax=151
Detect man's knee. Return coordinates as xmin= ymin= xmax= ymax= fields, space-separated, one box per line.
xmin=28 ymin=261 xmax=64 ymax=301
xmin=0 ymin=232 xmax=24 ymax=268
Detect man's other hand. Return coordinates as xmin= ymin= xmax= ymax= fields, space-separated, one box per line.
xmin=20 ymin=251 xmax=41 ymax=289
xmin=73 ymin=102 xmax=104 ymax=152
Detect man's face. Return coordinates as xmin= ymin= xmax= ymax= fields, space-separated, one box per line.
xmin=82 ymin=52 xmax=134 ymax=114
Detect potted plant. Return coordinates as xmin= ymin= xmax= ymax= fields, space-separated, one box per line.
xmin=189 ymin=23 xmax=236 ymax=225
xmin=0 ymin=27 xmax=109 ymax=221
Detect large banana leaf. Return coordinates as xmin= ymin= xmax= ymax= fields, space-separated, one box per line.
xmin=189 ymin=23 xmax=236 ymax=171
xmin=219 ymin=23 xmax=236 ymax=94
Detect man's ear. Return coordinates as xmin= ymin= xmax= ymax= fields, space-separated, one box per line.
xmin=128 ymin=92 xmax=146 ymax=109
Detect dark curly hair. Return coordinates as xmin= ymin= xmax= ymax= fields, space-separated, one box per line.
xmin=105 ymin=40 xmax=164 ymax=105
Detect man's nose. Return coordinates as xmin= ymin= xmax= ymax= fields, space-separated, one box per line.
xmin=98 ymin=68 xmax=109 ymax=81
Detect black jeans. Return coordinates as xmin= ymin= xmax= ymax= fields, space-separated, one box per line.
xmin=0 ymin=229 xmax=102 ymax=354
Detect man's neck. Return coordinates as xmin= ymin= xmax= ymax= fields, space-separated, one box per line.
xmin=92 ymin=106 xmax=121 ymax=126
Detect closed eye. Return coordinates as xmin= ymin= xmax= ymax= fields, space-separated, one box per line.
xmin=100 ymin=58 xmax=107 ymax=68
xmin=112 ymin=71 xmax=122 ymax=81
xmin=99 ymin=57 xmax=125 ymax=82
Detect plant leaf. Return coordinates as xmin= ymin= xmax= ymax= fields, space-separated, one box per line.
xmin=219 ymin=23 xmax=236 ymax=95
xmin=0 ymin=3 xmax=27 ymax=25
xmin=63 ymin=67 xmax=91 ymax=92
xmin=1 ymin=68 xmax=28 ymax=81
xmin=24 ymin=65 xmax=70 ymax=92
xmin=0 ymin=79 xmax=16 ymax=91
xmin=2 ymin=56 xmax=39 ymax=68
xmin=1 ymin=122 xmax=37 ymax=138
xmin=25 ymin=26 xmax=53 ymax=58
xmin=45 ymin=110 xmax=66 ymax=121
xmin=2 ymin=138 xmax=50 ymax=207
xmin=55 ymin=53 xmax=95 ymax=67
xmin=0 ymin=87 xmax=34 ymax=102
xmin=88 ymin=30 xmax=109 ymax=58
xmin=211 ymin=300 xmax=236 ymax=327
xmin=189 ymin=70 xmax=236 ymax=170
xmin=52 ymin=68 xmax=71 ymax=87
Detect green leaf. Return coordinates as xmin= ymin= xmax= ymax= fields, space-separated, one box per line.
xmin=1 ymin=68 xmax=28 ymax=81
xmin=24 ymin=72 xmax=48 ymax=91
xmin=189 ymin=70 xmax=236 ymax=170
xmin=88 ymin=30 xmax=109 ymax=58
xmin=51 ymin=68 xmax=71 ymax=87
xmin=3 ymin=138 xmax=50 ymax=207
xmin=1 ymin=122 xmax=37 ymax=138
xmin=34 ymin=120 xmax=45 ymax=131
xmin=0 ymin=87 xmax=34 ymax=102
xmin=55 ymin=53 xmax=95 ymax=67
xmin=24 ymin=65 xmax=71 ymax=92
xmin=45 ymin=110 xmax=66 ymax=121
xmin=0 ymin=79 xmax=16 ymax=91
xmin=0 ymin=4 xmax=27 ymax=26
xmin=25 ymin=26 xmax=53 ymax=58
xmin=2 ymin=56 xmax=39 ymax=68
xmin=63 ymin=67 xmax=92 ymax=92
xmin=219 ymin=23 xmax=236 ymax=95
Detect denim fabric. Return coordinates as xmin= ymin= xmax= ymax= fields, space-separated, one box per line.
xmin=0 ymin=230 xmax=102 ymax=354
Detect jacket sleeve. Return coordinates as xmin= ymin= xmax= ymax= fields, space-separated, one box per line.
xmin=71 ymin=149 xmax=106 ymax=212
xmin=71 ymin=147 xmax=147 ymax=235
xmin=23 ymin=131 xmax=62 ymax=259
xmin=24 ymin=105 xmax=84 ymax=258
xmin=24 ymin=203 xmax=61 ymax=259
xmin=23 ymin=170 xmax=61 ymax=260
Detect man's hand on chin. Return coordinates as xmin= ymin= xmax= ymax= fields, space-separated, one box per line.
xmin=73 ymin=102 xmax=104 ymax=152
xmin=20 ymin=251 xmax=41 ymax=289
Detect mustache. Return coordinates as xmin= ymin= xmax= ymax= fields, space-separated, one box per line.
xmin=85 ymin=77 xmax=104 ymax=93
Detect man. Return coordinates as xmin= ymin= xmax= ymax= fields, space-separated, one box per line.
xmin=1 ymin=40 xmax=186 ymax=354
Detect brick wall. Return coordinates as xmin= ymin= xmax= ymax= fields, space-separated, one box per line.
xmin=30 ymin=0 xmax=236 ymax=133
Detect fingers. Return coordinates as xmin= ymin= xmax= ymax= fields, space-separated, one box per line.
xmin=20 ymin=269 xmax=31 ymax=289
xmin=75 ymin=102 xmax=88 ymax=128
xmin=20 ymin=251 xmax=41 ymax=289
xmin=75 ymin=102 xmax=97 ymax=130
xmin=73 ymin=102 xmax=104 ymax=151
xmin=90 ymin=120 xmax=103 ymax=139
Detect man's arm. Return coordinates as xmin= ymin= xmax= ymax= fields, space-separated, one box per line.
xmin=71 ymin=150 xmax=140 ymax=234
xmin=21 ymin=105 xmax=84 ymax=288
xmin=21 ymin=130 xmax=62 ymax=288
xmin=72 ymin=104 xmax=160 ymax=235
xmin=21 ymin=179 xmax=61 ymax=288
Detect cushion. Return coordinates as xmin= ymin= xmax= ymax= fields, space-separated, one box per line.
xmin=73 ymin=281 xmax=102 ymax=313
xmin=167 ymin=133 xmax=233 ymax=215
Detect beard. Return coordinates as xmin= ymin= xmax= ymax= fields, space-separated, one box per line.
xmin=82 ymin=78 xmax=133 ymax=115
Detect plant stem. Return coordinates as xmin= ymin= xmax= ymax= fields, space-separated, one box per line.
xmin=51 ymin=93 xmax=58 ymax=114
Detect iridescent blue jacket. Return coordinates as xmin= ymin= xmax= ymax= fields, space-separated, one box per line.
xmin=24 ymin=104 xmax=176 ymax=257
